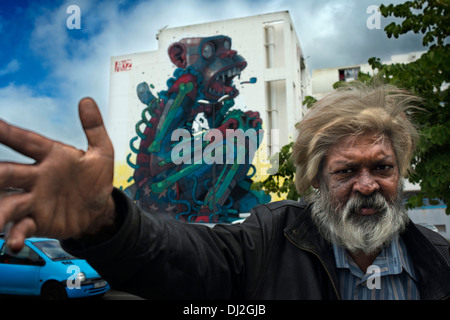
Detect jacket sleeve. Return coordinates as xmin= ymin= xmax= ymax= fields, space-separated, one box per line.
xmin=61 ymin=188 xmax=276 ymax=299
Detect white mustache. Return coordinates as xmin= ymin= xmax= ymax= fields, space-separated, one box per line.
xmin=345 ymin=192 xmax=388 ymax=216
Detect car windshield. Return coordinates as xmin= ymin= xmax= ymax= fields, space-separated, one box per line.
xmin=33 ymin=241 xmax=77 ymax=261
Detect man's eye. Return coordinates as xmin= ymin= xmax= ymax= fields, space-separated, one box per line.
xmin=335 ymin=169 xmax=353 ymax=174
xmin=375 ymin=165 xmax=393 ymax=171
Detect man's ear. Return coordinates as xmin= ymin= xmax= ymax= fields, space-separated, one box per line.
xmin=311 ymin=177 xmax=320 ymax=189
xmin=168 ymin=43 xmax=187 ymax=69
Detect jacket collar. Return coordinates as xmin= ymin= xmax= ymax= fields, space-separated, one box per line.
xmin=284 ymin=204 xmax=450 ymax=300
xmin=401 ymin=221 xmax=450 ymax=300
xmin=284 ymin=204 xmax=341 ymax=299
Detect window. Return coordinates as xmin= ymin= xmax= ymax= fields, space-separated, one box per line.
xmin=0 ymin=244 xmax=42 ymax=266
xmin=34 ymin=240 xmax=76 ymax=261
xmin=338 ymin=67 xmax=360 ymax=82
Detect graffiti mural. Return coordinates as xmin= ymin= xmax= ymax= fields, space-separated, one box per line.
xmin=124 ymin=35 xmax=270 ymax=223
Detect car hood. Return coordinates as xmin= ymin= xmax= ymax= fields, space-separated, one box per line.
xmin=59 ymin=259 xmax=101 ymax=279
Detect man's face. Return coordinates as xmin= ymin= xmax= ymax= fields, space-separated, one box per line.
xmin=311 ymin=133 xmax=408 ymax=254
xmin=322 ymin=133 xmax=400 ymax=210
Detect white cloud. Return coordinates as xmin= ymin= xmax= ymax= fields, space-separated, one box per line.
xmin=0 ymin=59 xmax=20 ymax=76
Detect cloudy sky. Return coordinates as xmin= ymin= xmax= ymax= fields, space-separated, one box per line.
xmin=0 ymin=0 xmax=425 ymax=162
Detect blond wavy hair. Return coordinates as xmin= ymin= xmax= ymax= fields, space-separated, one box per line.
xmin=292 ymin=82 xmax=421 ymax=195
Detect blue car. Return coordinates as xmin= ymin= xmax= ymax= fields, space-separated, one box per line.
xmin=0 ymin=236 xmax=110 ymax=299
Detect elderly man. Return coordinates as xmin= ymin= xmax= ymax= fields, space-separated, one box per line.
xmin=0 ymin=83 xmax=449 ymax=300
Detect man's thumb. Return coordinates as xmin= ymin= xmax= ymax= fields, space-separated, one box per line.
xmin=78 ymin=98 xmax=113 ymax=156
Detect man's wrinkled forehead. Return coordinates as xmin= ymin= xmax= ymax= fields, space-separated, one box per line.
xmin=324 ymin=134 xmax=397 ymax=168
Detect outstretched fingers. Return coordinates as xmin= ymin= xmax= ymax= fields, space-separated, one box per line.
xmin=0 ymin=120 xmax=55 ymax=163
xmin=0 ymin=98 xmax=115 ymax=250
xmin=0 ymin=162 xmax=37 ymax=190
xmin=0 ymin=192 xmax=33 ymax=226
xmin=0 ymin=192 xmax=35 ymax=250
xmin=6 ymin=217 xmax=37 ymax=252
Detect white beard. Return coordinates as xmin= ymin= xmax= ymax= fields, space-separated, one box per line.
xmin=310 ymin=183 xmax=409 ymax=255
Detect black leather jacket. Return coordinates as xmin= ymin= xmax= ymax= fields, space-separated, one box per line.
xmin=62 ymin=188 xmax=450 ymax=300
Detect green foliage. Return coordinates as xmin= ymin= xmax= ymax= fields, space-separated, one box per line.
xmin=253 ymin=0 xmax=450 ymax=213
xmin=380 ymin=0 xmax=449 ymax=47
xmin=302 ymin=95 xmax=317 ymax=109
xmin=372 ymin=0 xmax=450 ymax=214
xmin=251 ymin=142 xmax=301 ymax=200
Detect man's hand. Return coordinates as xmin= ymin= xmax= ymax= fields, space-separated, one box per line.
xmin=0 ymin=98 xmax=115 ymax=251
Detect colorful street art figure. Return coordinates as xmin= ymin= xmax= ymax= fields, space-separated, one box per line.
xmin=125 ymin=35 xmax=270 ymax=223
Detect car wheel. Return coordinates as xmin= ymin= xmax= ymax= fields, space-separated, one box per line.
xmin=41 ymin=282 xmax=68 ymax=300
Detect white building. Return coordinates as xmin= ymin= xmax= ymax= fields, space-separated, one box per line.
xmin=108 ymin=11 xmax=311 ymax=190
xmin=312 ymin=51 xmax=426 ymax=99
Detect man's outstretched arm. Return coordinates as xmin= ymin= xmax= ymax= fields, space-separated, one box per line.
xmin=0 ymin=98 xmax=269 ymax=299
xmin=0 ymin=98 xmax=117 ymax=251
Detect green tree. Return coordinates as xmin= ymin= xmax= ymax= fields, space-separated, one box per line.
xmin=254 ymin=0 xmax=450 ymax=213
xmin=374 ymin=0 xmax=450 ymax=214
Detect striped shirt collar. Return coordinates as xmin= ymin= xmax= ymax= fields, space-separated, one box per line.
xmin=333 ymin=234 xmax=417 ymax=281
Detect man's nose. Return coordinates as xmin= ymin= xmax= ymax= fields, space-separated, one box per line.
xmin=353 ymin=170 xmax=380 ymax=195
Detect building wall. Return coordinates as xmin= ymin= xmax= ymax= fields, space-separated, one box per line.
xmin=311 ymin=51 xmax=426 ymax=98
xmin=108 ymin=11 xmax=311 ymax=191
xmin=312 ymin=63 xmax=373 ymax=99
xmin=408 ymin=207 xmax=450 ymax=240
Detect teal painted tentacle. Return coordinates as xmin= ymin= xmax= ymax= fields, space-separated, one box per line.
xmin=135 ymin=119 xmax=147 ymax=140
xmin=141 ymin=104 xmax=154 ymax=126
xmin=190 ymin=176 xmax=204 ymax=206
xmin=167 ymin=189 xmax=192 ymax=219
xmin=129 ymin=136 xmax=140 ymax=154
xmin=246 ymin=164 xmax=256 ymax=179
xmin=134 ymin=100 xmax=156 ymax=140
xmin=221 ymin=196 xmax=234 ymax=209
xmin=126 ymin=153 xmax=140 ymax=169
xmin=126 ymin=136 xmax=140 ymax=183
xmin=208 ymin=204 xmax=222 ymax=222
